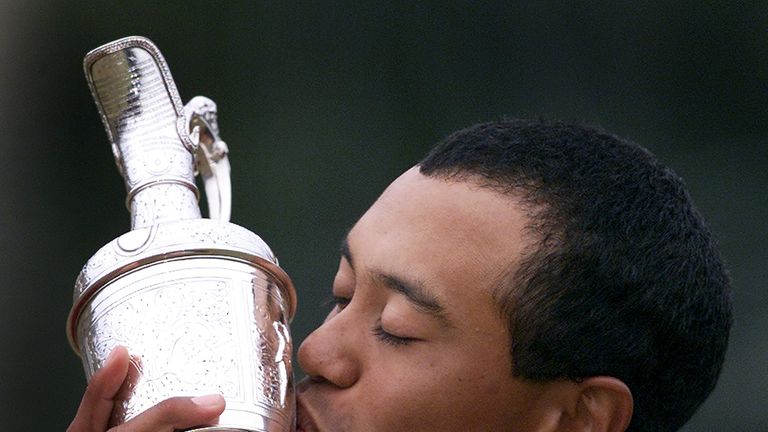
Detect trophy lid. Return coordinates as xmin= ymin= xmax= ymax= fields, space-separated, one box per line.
xmin=85 ymin=36 xmax=202 ymax=229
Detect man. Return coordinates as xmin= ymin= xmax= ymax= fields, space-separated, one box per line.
xmin=69 ymin=119 xmax=732 ymax=431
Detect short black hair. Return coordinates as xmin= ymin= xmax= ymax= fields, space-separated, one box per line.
xmin=419 ymin=119 xmax=732 ymax=432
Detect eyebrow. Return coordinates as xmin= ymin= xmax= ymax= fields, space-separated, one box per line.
xmin=340 ymin=236 xmax=353 ymax=268
xmin=340 ymin=236 xmax=454 ymax=327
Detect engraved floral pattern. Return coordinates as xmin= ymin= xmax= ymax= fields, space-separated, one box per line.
xmin=76 ymin=259 xmax=293 ymax=426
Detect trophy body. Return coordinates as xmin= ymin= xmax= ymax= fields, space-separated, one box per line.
xmin=67 ymin=37 xmax=297 ymax=432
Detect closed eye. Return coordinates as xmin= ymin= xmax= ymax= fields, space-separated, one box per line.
xmin=331 ymin=296 xmax=350 ymax=311
xmin=372 ymin=324 xmax=416 ymax=347
xmin=322 ymin=296 xmax=351 ymax=311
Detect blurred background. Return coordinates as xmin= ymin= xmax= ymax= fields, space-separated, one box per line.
xmin=0 ymin=1 xmax=765 ymax=430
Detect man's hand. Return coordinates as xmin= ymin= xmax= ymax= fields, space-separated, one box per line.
xmin=67 ymin=346 xmax=225 ymax=432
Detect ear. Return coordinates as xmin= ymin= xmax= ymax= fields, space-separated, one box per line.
xmin=568 ymin=376 xmax=634 ymax=432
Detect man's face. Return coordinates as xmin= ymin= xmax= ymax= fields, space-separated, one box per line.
xmin=295 ymin=167 xmax=561 ymax=431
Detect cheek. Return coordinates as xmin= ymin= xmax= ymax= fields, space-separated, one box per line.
xmin=363 ymin=347 xmax=503 ymax=415
xmin=422 ymin=340 xmax=514 ymax=408
xmin=361 ymin=370 xmax=512 ymax=431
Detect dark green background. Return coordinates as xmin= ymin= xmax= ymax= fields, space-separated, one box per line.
xmin=1 ymin=2 xmax=765 ymax=430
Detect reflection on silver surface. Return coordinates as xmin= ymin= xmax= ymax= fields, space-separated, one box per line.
xmin=86 ymin=36 xmax=200 ymax=229
xmin=68 ymin=36 xmax=296 ymax=432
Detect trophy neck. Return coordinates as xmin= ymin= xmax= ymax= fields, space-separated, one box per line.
xmin=129 ymin=183 xmax=201 ymax=229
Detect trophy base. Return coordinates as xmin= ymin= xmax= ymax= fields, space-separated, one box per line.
xmin=187 ymin=428 xmax=256 ymax=432
xmin=186 ymin=428 xmax=270 ymax=432
xmin=186 ymin=423 xmax=290 ymax=432
xmin=181 ymin=403 xmax=293 ymax=432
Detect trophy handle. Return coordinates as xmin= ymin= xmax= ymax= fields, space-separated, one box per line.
xmin=185 ymin=96 xmax=232 ymax=223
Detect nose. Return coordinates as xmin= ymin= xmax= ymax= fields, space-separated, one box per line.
xmin=297 ymin=309 xmax=361 ymax=389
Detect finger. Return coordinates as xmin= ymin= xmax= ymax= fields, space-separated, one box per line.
xmin=111 ymin=394 xmax=225 ymax=432
xmin=67 ymin=346 xmax=130 ymax=432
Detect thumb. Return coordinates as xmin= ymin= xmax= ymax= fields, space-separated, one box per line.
xmin=68 ymin=346 xmax=130 ymax=432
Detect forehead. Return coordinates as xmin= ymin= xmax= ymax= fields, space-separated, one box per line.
xmin=348 ymin=167 xmax=530 ymax=313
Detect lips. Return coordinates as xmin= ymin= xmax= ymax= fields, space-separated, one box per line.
xmin=295 ymin=397 xmax=319 ymax=432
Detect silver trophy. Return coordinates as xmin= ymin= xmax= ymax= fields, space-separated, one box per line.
xmin=66 ymin=36 xmax=298 ymax=431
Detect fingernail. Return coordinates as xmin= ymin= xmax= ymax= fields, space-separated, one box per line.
xmin=191 ymin=394 xmax=223 ymax=407
xmin=104 ymin=346 xmax=124 ymax=367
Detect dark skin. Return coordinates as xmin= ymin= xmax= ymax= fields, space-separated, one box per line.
xmin=67 ymin=346 xmax=225 ymax=432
